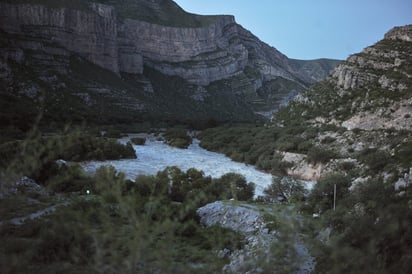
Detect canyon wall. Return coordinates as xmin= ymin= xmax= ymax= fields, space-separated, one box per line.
xmin=0 ymin=1 xmax=334 ymax=86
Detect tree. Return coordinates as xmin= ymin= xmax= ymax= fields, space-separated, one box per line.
xmin=307 ymin=173 xmax=351 ymax=213
xmin=216 ymin=173 xmax=255 ymax=201
xmin=307 ymin=146 xmax=337 ymax=164
xmin=263 ymin=177 xmax=308 ymax=203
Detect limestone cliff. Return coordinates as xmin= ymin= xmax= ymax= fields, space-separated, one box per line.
xmin=0 ymin=0 xmax=339 ymax=126
xmin=0 ymin=2 xmax=120 ymax=73
xmin=328 ymin=25 xmax=412 ymax=130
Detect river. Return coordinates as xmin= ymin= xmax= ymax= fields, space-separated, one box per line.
xmin=81 ymin=134 xmax=274 ymax=196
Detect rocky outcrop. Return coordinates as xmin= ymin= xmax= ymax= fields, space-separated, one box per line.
xmin=332 ymin=50 xmax=406 ymax=91
xmin=295 ymin=25 xmax=412 ymax=131
xmin=341 ymin=98 xmax=412 ymax=130
xmin=197 ymin=201 xmax=315 ymax=273
xmin=197 ymin=201 xmax=266 ymax=233
xmin=281 ymin=151 xmax=324 ymax=181
xmin=384 ymin=24 xmax=412 ymax=42
xmin=330 ymin=25 xmax=411 ymax=93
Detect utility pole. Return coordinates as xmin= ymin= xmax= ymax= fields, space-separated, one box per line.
xmin=333 ymin=184 xmax=337 ymax=211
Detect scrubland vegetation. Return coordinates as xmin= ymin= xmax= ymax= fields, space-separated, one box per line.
xmin=0 ymin=129 xmax=258 ymax=273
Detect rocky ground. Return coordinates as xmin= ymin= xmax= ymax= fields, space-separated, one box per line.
xmin=197 ymin=201 xmax=314 ymax=273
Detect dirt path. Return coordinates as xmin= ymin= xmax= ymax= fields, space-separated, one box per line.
xmin=0 ymin=202 xmax=68 ymax=225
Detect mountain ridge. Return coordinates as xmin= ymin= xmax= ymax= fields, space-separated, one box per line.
xmin=0 ymin=0 xmax=340 ymax=128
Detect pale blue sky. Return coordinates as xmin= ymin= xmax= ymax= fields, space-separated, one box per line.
xmin=173 ymin=0 xmax=412 ymax=60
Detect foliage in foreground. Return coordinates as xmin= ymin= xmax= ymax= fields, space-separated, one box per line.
xmin=302 ymin=176 xmax=412 ymax=273
xmin=0 ymin=132 xmax=136 ymax=181
xmin=0 ymin=165 xmax=255 ymax=273
xmin=200 ymin=123 xmax=412 ymax=273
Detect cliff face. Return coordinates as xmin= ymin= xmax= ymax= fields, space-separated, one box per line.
xmin=0 ymin=0 xmax=339 ymax=126
xmin=384 ymin=25 xmax=412 ymax=42
xmin=121 ymin=16 xmax=249 ymax=85
xmin=0 ymin=2 xmax=120 ymax=73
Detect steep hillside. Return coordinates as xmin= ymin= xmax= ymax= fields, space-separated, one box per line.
xmin=277 ymin=25 xmax=412 ymax=131
xmin=266 ymin=25 xmax=412 ymax=179
xmin=199 ymin=25 xmax=412 ymax=273
xmin=0 ymin=0 xmax=339 ymax=130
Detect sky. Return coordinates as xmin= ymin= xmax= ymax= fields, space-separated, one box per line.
xmin=173 ymin=0 xmax=412 ymax=60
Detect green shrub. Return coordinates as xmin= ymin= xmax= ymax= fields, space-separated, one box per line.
xmin=164 ymin=128 xmax=192 ymax=148
xmin=45 ymin=163 xmax=94 ymax=193
xmin=297 ymin=141 xmax=313 ymax=153
xmin=102 ymin=128 xmax=123 ymax=138
xmin=33 ymin=222 xmax=94 ymax=265
xmin=358 ymin=148 xmax=391 ymax=173
xmin=275 ymin=135 xmax=304 ymax=152
xmin=168 ymin=137 xmax=191 ymax=148
xmin=270 ymin=157 xmax=293 ymax=176
xmin=130 ymin=137 xmax=146 ymax=145
xmin=339 ymin=161 xmax=356 ymax=172
xmin=216 ymin=173 xmax=255 ymax=201
xmin=256 ymin=154 xmax=273 ymax=171
xmin=321 ymin=136 xmax=336 ymax=144
xmin=311 ymin=177 xmax=412 ymax=274
xmin=394 ymin=141 xmax=412 ymax=168
xmin=2 ymin=134 xmax=137 ymax=176
xmin=230 ymin=151 xmax=244 ymax=162
xmin=307 ymin=173 xmax=351 ymax=213
xmin=307 ymin=147 xmax=337 ymax=164
xmin=0 ymin=140 xmax=20 ymax=169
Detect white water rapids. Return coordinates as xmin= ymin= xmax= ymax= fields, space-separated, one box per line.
xmin=81 ymin=135 xmax=275 ymax=196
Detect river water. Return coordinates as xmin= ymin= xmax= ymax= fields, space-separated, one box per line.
xmin=81 ymin=135 xmax=274 ymax=196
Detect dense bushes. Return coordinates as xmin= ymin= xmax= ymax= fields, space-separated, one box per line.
xmin=394 ymin=140 xmax=412 ymax=168
xmin=358 ymin=148 xmax=392 ymax=173
xmin=47 ymin=134 xmax=137 ymax=161
xmin=307 ymin=146 xmax=337 ymax=164
xmin=306 ymin=173 xmax=351 ymax=213
xmin=42 ymin=162 xmax=97 ymax=193
xmin=199 ymin=126 xmax=321 ymax=175
xmin=33 ymin=221 xmax=94 ymax=265
xmin=134 ymin=167 xmax=255 ymax=205
xmin=307 ymin=177 xmax=412 ymax=273
xmin=0 ymin=165 xmax=250 ymax=273
xmin=0 ymin=133 xmax=136 ymax=182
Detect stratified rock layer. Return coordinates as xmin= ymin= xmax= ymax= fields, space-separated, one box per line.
xmin=0 ymin=0 xmax=340 ymax=124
